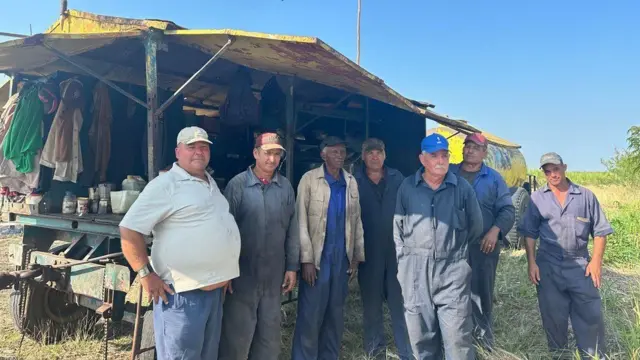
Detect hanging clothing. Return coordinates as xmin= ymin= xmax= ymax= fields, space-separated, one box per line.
xmin=0 ymin=93 xmax=19 ymax=137
xmin=0 ymin=92 xmax=41 ymax=194
xmin=89 ymin=82 xmax=112 ymax=183
xmin=40 ymin=78 xmax=84 ymax=183
xmin=2 ymin=85 xmax=43 ymax=173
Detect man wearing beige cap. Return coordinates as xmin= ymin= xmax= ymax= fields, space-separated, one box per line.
xmin=218 ymin=132 xmax=299 ymax=360
xmin=120 ymin=126 xmax=241 ymax=360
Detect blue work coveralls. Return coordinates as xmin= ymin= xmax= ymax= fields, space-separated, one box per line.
xmin=450 ymin=163 xmax=515 ymax=348
xmin=393 ymin=168 xmax=483 ymax=360
xmin=292 ymin=168 xmax=350 ymax=360
xmin=354 ymin=166 xmax=411 ymax=359
xmin=219 ymin=167 xmax=299 ymax=360
xmin=518 ymin=181 xmax=613 ymax=359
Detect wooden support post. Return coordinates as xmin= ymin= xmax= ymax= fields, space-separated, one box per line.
xmin=285 ymin=77 xmax=295 ymax=180
xmin=365 ymin=97 xmax=370 ymax=139
xmin=145 ymin=31 xmax=160 ymax=181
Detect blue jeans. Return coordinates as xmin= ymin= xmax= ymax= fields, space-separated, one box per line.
xmin=153 ymin=287 xmax=224 ymax=360
xmin=291 ymin=255 xmax=349 ymax=360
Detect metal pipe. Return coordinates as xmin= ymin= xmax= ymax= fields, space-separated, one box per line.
xmin=155 ymin=37 xmax=233 ymax=116
xmin=42 ymin=43 xmax=150 ymax=109
xmin=8 ymin=75 xmax=16 ymax=97
xmin=356 ymin=0 xmax=362 ymax=65
xmin=60 ymin=0 xmax=68 ymax=30
xmin=50 ymin=252 xmax=124 ymax=269
xmin=130 ymin=289 xmax=144 ymax=360
xmin=145 ymin=32 xmax=159 ymax=180
xmin=0 ymin=32 xmax=29 ymax=38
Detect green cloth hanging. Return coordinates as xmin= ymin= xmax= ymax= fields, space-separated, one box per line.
xmin=2 ymin=85 xmax=44 ymax=173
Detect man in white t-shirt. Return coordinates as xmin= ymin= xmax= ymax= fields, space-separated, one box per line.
xmin=120 ymin=126 xmax=241 ymax=360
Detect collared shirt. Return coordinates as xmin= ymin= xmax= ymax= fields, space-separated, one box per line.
xmin=119 ymin=163 xmax=241 ymax=293
xmin=517 ymin=180 xmax=614 ymax=262
xmin=223 ymin=166 xmax=299 ymax=287
xmin=355 ymin=165 xmax=405 ymax=266
xmin=450 ymin=163 xmax=516 ymax=240
xmin=322 ymin=165 xmax=347 ymax=265
xmin=393 ymin=168 xmax=483 ymax=260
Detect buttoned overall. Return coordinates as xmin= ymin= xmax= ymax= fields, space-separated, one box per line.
xmin=393 ymin=169 xmax=483 ymax=360
xmin=518 ymin=181 xmax=613 ymax=359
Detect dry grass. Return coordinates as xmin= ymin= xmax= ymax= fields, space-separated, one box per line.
xmin=0 ymin=184 xmax=638 ymax=359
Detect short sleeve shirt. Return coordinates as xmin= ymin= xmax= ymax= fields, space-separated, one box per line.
xmin=119 ymin=163 xmax=241 ymax=293
xmin=517 ymin=181 xmax=614 ymax=262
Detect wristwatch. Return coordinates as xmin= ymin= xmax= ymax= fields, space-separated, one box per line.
xmin=137 ymin=263 xmax=154 ymax=278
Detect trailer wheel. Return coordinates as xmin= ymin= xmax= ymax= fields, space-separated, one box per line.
xmin=10 ymin=283 xmax=96 ymax=344
xmin=139 ymin=309 xmax=157 ymax=360
xmin=505 ymin=187 xmax=530 ymax=249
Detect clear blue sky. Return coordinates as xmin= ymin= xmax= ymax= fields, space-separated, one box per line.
xmin=1 ymin=0 xmax=639 ymax=170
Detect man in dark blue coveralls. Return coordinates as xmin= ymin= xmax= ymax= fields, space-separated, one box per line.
xmin=355 ymin=138 xmax=411 ymax=360
xmin=219 ymin=132 xmax=299 ymax=360
xmin=450 ymin=132 xmax=515 ymax=350
xmin=292 ymin=136 xmax=365 ymax=360
xmin=394 ymin=133 xmax=483 ymax=359
xmin=518 ymin=152 xmax=613 ymax=359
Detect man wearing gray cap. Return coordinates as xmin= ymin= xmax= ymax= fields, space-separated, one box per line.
xmin=291 ymin=136 xmax=365 ymax=360
xmin=518 ymin=152 xmax=613 ymax=359
xmin=120 ymin=126 xmax=241 ymax=360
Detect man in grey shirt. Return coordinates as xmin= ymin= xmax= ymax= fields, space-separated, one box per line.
xmin=518 ymin=152 xmax=613 ymax=359
xmin=218 ymin=132 xmax=299 ymax=360
xmin=393 ymin=133 xmax=483 ymax=359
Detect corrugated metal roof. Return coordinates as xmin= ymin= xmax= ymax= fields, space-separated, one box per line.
xmin=0 ymin=10 xmax=479 ymax=132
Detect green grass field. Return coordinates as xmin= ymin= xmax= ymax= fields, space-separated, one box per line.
xmin=0 ymin=172 xmax=638 ymax=359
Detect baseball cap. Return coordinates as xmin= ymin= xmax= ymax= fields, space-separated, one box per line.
xmin=421 ymin=133 xmax=449 ymax=154
xmin=320 ymin=136 xmax=347 ymax=151
xmin=540 ymin=152 xmax=564 ymax=168
xmin=362 ymin=138 xmax=385 ymax=153
xmin=177 ymin=126 xmax=212 ymax=145
xmin=464 ymin=133 xmax=488 ymax=146
xmin=255 ymin=132 xmax=285 ymax=151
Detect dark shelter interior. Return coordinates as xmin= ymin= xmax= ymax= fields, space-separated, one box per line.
xmin=1 ymin=32 xmax=432 ymax=213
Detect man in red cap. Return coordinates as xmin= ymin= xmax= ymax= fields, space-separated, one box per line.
xmin=218 ymin=132 xmax=299 ymax=360
xmin=450 ymin=132 xmax=515 ymax=350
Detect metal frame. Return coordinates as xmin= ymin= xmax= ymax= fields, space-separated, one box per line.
xmin=42 ymin=43 xmax=150 ymax=109
xmin=155 ymin=37 xmax=234 ymax=116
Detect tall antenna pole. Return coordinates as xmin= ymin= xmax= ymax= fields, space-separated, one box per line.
xmin=356 ymin=0 xmax=361 ymax=65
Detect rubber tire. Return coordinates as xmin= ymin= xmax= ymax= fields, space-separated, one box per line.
xmin=139 ymin=309 xmax=157 ymax=360
xmin=9 ymin=283 xmax=95 ymax=344
xmin=504 ymin=187 xmax=530 ymax=249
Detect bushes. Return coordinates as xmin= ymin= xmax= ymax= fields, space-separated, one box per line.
xmin=603 ymin=202 xmax=640 ymax=267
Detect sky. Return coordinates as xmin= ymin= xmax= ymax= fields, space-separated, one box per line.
xmin=1 ymin=0 xmax=639 ymax=170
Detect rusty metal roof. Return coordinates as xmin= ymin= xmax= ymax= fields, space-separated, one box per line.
xmin=0 ymin=10 xmax=478 ymax=132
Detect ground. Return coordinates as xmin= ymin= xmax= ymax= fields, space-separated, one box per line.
xmin=0 ymin=184 xmax=638 ymax=359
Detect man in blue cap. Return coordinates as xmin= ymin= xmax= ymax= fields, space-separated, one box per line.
xmin=393 ymin=133 xmax=483 ymax=359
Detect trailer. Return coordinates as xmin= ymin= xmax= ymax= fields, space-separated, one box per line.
xmin=0 ymin=8 xmax=476 ymax=359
